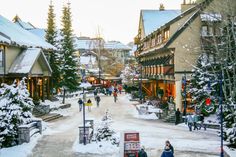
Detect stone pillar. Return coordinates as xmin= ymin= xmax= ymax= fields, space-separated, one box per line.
xmin=175 ymin=80 xmax=182 ymax=111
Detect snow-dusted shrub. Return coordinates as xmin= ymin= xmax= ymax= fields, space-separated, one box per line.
xmin=94 ymin=110 xmax=119 ymax=146
xmin=0 ymin=78 xmax=34 ymax=147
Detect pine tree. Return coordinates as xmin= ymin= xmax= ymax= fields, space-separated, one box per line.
xmin=186 ymin=54 xmax=219 ymax=115
xmin=60 ymin=2 xmax=79 ymax=92
xmin=45 ymin=0 xmax=61 ymax=93
xmin=94 ymin=110 xmax=119 ymax=146
xmin=0 ymin=78 xmax=34 ymax=147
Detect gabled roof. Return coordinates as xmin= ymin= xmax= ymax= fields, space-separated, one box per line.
xmin=14 ymin=16 xmax=35 ymax=30
xmin=104 ymin=41 xmax=131 ymax=50
xmin=141 ymin=10 xmax=181 ymax=36
xmin=9 ymin=48 xmax=52 ymax=75
xmin=0 ymin=15 xmax=55 ymax=50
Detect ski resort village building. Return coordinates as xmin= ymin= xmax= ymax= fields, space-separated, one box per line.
xmin=134 ymin=0 xmax=236 ymax=111
xmin=0 ymin=15 xmax=55 ymax=101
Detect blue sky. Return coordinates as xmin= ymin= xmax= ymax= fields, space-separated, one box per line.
xmin=1 ymin=0 xmax=183 ymax=44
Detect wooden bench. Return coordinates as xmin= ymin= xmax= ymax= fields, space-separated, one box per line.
xmin=18 ymin=120 xmax=42 ymax=144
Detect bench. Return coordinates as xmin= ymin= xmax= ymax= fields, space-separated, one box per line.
xmin=18 ymin=120 xmax=42 ymax=144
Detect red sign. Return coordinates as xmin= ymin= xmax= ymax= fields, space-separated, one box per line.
xmin=124 ymin=133 xmax=139 ymax=141
xmin=206 ymin=98 xmax=211 ymax=106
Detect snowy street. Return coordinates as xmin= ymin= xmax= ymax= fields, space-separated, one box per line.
xmin=27 ymin=93 xmax=220 ymax=157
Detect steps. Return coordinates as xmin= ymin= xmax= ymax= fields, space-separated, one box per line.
xmin=39 ymin=113 xmax=63 ymax=122
xmin=163 ymin=111 xmax=176 ymax=123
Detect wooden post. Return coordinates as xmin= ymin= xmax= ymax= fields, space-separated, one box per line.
xmin=42 ymin=78 xmax=45 ymax=102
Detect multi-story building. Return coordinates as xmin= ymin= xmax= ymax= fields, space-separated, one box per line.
xmin=135 ymin=0 xmax=236 ymax=111
xmin=0 ymin=15 xmax=55 ymax=101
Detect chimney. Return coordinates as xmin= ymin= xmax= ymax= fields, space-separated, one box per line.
xmin=159 ymin=3 xmax=165 ymax=11
xmin=181 ymin=0 xmax=196 ymax=12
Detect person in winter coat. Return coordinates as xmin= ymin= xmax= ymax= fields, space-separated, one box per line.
xmin=187 ymin=114 xmax=194 ymax=131
xmin=175 ymin=108 xmax=181 ymax=125
xmin=165 ymin=140 xmax=174 ymax=154
xmin=193 ymin=113 xmax=198 ymax=130
xmin=161 ymin=145 xmax=174 ymax=157
xmin=138 ymin=147 xmax=148 ymax=157
xmin=95 ymin=95 xmax=101 ymax=107
xmin=78 ymin=98 xmax=83 ymax=112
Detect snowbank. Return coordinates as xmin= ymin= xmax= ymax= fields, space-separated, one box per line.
xmin=72 ymin=136 xmax=119 ymax=155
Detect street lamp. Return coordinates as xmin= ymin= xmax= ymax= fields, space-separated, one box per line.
xmin=206 ymin=73 xmax=224 ymax=157
xmin=79 ymin=82 xmax=92 ymax=145
xmin=182 ymin=71 xmax=187 ymax=116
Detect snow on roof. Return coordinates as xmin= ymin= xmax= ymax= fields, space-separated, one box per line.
xmin=28 ymin=28 xmax=46 ymax=40
xmin=74 ymin=37 xmax=100 ymax=50
xmin=0 ymin=34 xmax=10 ymax=44
xmin=0 ymin=15 xmax=55 ymax=50
xmin=104 ymin=41 xmax=131 ymax=50
xmin=15 ymin=20 xmax=35 ymax=30
xmin=200 ymin=13 xmax=222 ymax=22
xmin=9 ymin=48 xmax=51 ymax=74
xmin=141 ymin=10 xmax=181 ymax=36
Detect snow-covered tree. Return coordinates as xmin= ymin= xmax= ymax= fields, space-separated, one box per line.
xmin=0 ymin=78 xmax=34 ymax=147
xmin=94 ymin=110 xmax=119 ymax=146
xmin=120 ymin=64 xmax=137 ymax=85
xmin=59 ymin=3 xmax=79 ymax=92
xmin=186 ymin=53 xmax=219 ymax=115
xmin=45 ymin=1 xmax=61 ymax=93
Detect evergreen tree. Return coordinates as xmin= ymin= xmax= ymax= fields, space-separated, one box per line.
xmin=94 ymin=110 xmax=119 ymax=146
xmin=45 ymin=0 xmax=61 ymax=93
xmin=60 ymin=3 xmax=79 ymax=92
xmin=0 ymin=78 xmax=34 ymax=147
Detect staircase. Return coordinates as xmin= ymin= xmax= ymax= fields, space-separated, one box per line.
xmin=142 ymin=85 xmax=152 ymax=96
xmin=163 ymin=111 xmax=176 ymax=123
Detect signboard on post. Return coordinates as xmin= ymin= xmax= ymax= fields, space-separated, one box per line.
xmin=120 ymin=131 xmax=140 ymax=157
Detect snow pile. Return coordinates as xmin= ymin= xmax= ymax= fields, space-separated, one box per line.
xmin=133 ymin=103 xmax=162 ymax=120
xmin=72 ymin=139 xmax=119 ymax=155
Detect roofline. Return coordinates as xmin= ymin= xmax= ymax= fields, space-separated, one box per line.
xmin=142 ymin=0 xmax=213 ymax=41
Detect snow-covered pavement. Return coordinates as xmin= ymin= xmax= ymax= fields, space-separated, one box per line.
xmin=5 ymin=93 xmax=221 ymax=157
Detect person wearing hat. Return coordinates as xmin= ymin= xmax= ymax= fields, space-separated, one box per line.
xmin=138 ymin=146 xmax=147 ymax=157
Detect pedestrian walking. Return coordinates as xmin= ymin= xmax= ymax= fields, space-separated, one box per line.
xmin=198 ymin=114 xmax=206 ymax=130
xmin=78 ymin=98 xmax=83 ymax=112
xmin=175 ymin=108 xmax=181 ymax=125
xmin=93 ymin=88 xmax=98 ymax=98
xmin=118 ymin=85 xmax=122 ymax=94
xmin=113 ymin=91 xmax=118 ymax=103
xmin=86 ymin=99 xmax=92 ymax=112
xmin=138 ymin=146 xmax=147 ymax=157
xmin=193 ymin=112 xmax=198 ymax=130
xmin=95 ymin=95 xmax=101 ymax=107
xmin=187 ymin=114 xmax=193 ymax=131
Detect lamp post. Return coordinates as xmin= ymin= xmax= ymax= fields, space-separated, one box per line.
xmin=219 ymin=73 xmax=224 ymax=157
xmin=183 ymin=71 xmax=187 ymax=116
xmin=206 ymin=73 xmax=224 ymax=157
xmin=82 ymin=87 xmax=86 ymax=145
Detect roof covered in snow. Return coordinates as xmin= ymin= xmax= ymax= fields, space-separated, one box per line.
xmin=28 ymin=28 xmax=46 ymax=40
xmin=104 ymin=41 xmax=131 ymax=50
xmin=141 ymin=10 xmax=181 ymax=36
xmin=0 ymin=15 xmax=55 ymax=50
xmin=14 ymin=20 xmax=35 ymax=30
xmin=8 ymin=48 xmax=52 ymax=75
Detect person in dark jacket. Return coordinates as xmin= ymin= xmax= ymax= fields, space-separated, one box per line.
xmin=138 ymin=147 xmax=147 ymax=157
xmin=161 ymin=145 xmax=174 ymax=157
xmin=175 ymin=108 xmax=181 ymax=125
xmin=78 ymin=98 xmax=83 ymax=112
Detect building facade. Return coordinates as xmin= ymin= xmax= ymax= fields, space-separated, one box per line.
xmin=0 ymin=15 xmax=54 ymax=101
xmin=135 ymin=0 xmax=236 ymax=111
